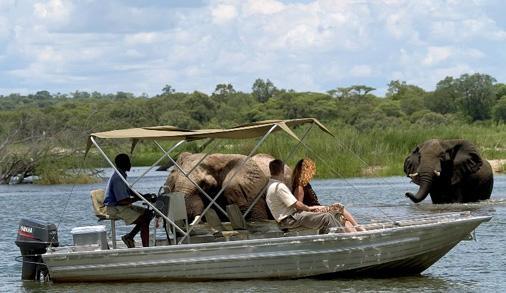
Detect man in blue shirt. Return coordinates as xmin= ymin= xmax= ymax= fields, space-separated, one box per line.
xmin=104 ymin=153 xmax=153 ymax=248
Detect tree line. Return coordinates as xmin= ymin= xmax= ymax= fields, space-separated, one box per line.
xmin=1 ymin=72 xmax=505 ymax=183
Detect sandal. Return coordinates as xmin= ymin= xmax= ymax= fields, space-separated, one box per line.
xmin=121 ymin=235 xmax=135 ymax=248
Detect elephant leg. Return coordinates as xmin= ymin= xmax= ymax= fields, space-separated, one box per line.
xmin=185 ymin=194 xmax=205 ymax=222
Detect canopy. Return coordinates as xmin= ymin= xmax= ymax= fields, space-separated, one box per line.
xmin=86 ymin=118 xmax=334 ymax=154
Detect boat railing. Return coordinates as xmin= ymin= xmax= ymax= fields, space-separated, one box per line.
xmin=361 ymin=211 xmax=473 ymax=231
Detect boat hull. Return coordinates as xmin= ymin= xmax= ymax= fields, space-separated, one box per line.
xmin=43 ymin=215 xmax=490 ymax=282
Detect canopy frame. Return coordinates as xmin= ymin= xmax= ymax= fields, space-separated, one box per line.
xmin=87 ymin=118 xmax=336 ymax=246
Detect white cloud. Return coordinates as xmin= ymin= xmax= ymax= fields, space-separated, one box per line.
xmin=124 ymin=32 xmax=158 ymax=45
xmin=462 ymin=48 xmax=485 ymax=59
xmin=0 ymin=0 xmax=506 ymax=96
xmin=0 ymin=16 xmax=9 ymax=39
xmin=33 ymin=0 xmax=71 ymax=22
xmin=211 ymin=3 xmax=237 ymax=24
xmin=430 ymin=16 xmax=506 ymax=42
xmin=244 ymin=0 xmax=285 ymax=15
xmin=350 ymin=65 xmax=373 ymax=77
xmin=385 ymin=13 xmax=405 ymax=39
xmin=433 ymin=64 xmax=473 ymax=81
xmin=422 ymin=46 xmax=453 ymax=66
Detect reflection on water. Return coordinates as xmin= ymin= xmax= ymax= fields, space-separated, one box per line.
xmin=18 ymin=275 xmax=469 ymax=293
xmin=1 ymin=170 xmax=504 ymax=292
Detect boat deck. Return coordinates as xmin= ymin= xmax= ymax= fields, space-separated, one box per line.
xmin=52 ymin=211 xmax=478 ymax=253
xmin=43 ymin=211 xmax=491 ymax=282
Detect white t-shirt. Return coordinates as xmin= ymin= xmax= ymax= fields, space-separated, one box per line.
xmin=266 ymin=179 xmax=297 ymax=222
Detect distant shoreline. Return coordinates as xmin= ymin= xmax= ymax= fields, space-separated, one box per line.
xmin=488 ymin=159 xmax=506 ymax=173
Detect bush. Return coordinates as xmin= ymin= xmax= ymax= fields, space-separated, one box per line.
xmin=416 ymin=112 xmax=448 ymax=126
xmin=492 ymin=96 xmax=506 ymax=122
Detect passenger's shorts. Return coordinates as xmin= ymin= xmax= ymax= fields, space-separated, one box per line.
xmin=106 ymin=205 xmax=146 ymax=225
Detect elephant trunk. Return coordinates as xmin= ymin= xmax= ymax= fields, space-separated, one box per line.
xmin=405 ymin=173 xmax=433 ymax=203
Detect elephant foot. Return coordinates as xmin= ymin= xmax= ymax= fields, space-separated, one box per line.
xmin=405 ymin=192 xmax=422 ymax=203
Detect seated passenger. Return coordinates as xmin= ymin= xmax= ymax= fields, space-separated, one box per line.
xmin=266 ymin=159 xmax=342 ymax=234
xmin=291 ymin=158 xmax=365 ymax=232
xmin=104 ymin=153 xmax=153 ymax=248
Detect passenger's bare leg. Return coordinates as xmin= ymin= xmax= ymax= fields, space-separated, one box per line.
xmin=343 ymin=208 xmax=366 ymax=231
xmin=343 ymin=221 xmax=357 ymax=232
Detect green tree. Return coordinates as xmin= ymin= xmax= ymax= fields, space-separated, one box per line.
xmin=71 ymin=91 xmax=91 ymax=99
xmin=416 ymin=112 xmax=448 ymax=126
xmin=385 ymin=80 xmax=428 ymax=115
xmin=114 ymin=91 xmax=134 ymax=100
xmin=329 ymin=85 xmax=375 ymax=101
xmin=492 ymin=96 xmax=506 ymax=122
xmin=252 ymin=78 xmax=277 ymax=103
xmin=162 ymin=84 xmax=175 ymax=95
xmin=455 ymin=73 xmax=496 ymax=121
xmin=184 ymin=91 xmax=216 ymax=126
xmin=426 ymin=73 xmax=497 ymax=120
xmin=386 ymin=80 xmax=426 ymax=100
xmin=213 ymin=83 xmax=236 ymax=97
xmin=377 ymin=100 xmax=402 ymax=117
xmin=494 ymin=83 xmax=506 ymax=100
xmin=33 ymin=90 xmax=52 ymax=100
xmin=425 ymin=77 xmax=459 ymax=114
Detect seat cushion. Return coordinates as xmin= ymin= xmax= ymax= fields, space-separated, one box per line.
xmin=90 ymin=189 xmax=109 ymax=219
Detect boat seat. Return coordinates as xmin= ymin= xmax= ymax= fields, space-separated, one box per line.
xmin=204 ymin=208 xmax=224 ymax=235
xmin=90 ymin=189 xmax=120 ymax=249
xmin=157 ymin=192 xmax=190 ymax=244
xmin=226 ymin=204 xmax=247 ymax=230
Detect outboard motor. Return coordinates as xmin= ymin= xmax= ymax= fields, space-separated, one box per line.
xmin=15 ymin=218 xmax=58 ymax=281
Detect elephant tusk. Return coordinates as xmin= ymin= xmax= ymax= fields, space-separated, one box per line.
xmin=408 ymin=173 xmax=418 ymax=178
xmin=434 ymin=170 xmax=441 ymax=176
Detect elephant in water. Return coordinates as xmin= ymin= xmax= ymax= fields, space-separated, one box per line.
xmin=403 ymin=139 xmax=493 ymax=204
xmin=165 ymin=152 xmax=291 ymax=221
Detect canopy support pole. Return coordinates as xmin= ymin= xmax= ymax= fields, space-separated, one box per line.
xmin=178 ymin=124 xmax=278 ymax=244
xmin=242 ymin=123 xmax=315 ymax=219
xmin=296 ymin=137 xmax=394 ymax=222
xmin=154 ymin=141 xmax=229 ymax=218
xmin=130 ymin=140 xmax=186 ymax=187
xmin=90 ymin=137 xmax=187 ymax=237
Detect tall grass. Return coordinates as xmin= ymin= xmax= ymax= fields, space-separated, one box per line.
xmin=87 ymin=123 xmax=506 ymax=179
xmin=36 ymin=153 xmax=103 ymax=185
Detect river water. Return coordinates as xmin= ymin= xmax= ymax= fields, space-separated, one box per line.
xmin=1 ymin=169 xmax=505 ymax=292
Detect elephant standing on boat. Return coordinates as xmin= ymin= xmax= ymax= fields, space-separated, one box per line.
xmin=403 ymin=139 xmax=493 ymax=203
xmin=165 ymin=152 xmax=291 ymax=221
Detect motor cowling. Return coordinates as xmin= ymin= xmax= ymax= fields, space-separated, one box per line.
xmin=15 ymin=218 xmax=59 ymax=281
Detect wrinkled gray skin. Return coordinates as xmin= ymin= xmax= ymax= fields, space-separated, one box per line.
xmin=165 ymin=152 xmax=291 ymax=221
xmin=404 ymin=139 xmax=493 ymax=204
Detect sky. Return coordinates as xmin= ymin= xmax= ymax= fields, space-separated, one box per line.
xmin=0 ymin=0 xmax=505 ymax=96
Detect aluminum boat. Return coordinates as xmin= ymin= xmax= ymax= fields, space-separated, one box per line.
xmin=15 ymin=118 xmax=491 ymax=282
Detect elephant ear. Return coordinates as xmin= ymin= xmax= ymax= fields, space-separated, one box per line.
xmin=403 ymin=146 xmax=420 ymax=177
xmin=447 ymin=140 xmax=483 ymax=185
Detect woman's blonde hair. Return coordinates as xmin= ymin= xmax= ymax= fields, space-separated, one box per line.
xmin=291 ymin=158 xmax=316 ymax=192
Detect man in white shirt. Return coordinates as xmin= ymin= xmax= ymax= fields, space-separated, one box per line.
xmin=266 ymin=159 xmax=342 ymax=233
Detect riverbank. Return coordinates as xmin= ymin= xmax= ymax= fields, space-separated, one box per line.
xmin=489 ymin=159 xmax=506 ymax=173
xmin=127 ymin=123 xmax=506 ymax=179
xmin=5 ymin=123 xmax=506 ymax=184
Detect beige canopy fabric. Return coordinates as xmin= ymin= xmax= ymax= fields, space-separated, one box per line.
xmin=85 ymin=118 xmax=335 ymax=154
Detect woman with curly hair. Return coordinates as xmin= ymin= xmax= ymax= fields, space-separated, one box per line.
xmin=291 ymin=158 xmax=365 ymax=232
